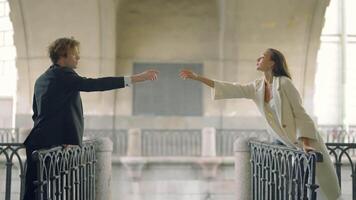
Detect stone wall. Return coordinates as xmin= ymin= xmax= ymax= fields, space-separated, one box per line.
xmin=8 ymin=0 xmax=329 ymax=129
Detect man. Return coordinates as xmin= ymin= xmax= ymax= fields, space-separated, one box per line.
xmin=23 ymin=37 xmax=159 ymax=199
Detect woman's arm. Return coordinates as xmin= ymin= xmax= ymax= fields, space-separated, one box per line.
xmin=179 ymin=69 xmax=214 ymax=88
xmin=179 ymin=69 xmax=257 ymax=100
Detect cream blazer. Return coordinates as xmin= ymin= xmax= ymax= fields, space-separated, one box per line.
xmin=212 ymin=76 xmax=342 ymax=199
xmin=212 ymin=76 xmax=318 ymax=147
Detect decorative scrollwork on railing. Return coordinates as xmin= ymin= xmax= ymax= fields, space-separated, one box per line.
xmin=250 ymin=140 xmax=323 ymax=200
xmin=32 ymin=141 xmax=96 ymax=200
xmin=0 ymin=143 xmax=26 ymax=200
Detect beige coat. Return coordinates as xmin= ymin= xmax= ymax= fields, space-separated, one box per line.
xmin=212 ymin=76 xmax=341 ymax=200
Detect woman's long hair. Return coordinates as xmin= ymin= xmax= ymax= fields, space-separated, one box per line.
xmin=268 ymin=48 xmax=292 ymax=79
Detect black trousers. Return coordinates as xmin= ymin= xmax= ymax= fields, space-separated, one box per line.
xmin=23 ymin=145 xmax=38 ymax=200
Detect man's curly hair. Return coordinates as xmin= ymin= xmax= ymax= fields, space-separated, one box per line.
xmin=48 ymin=37 xmax=80 ymax=64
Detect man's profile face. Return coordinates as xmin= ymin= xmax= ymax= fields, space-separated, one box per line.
xmin=63 ymin=46 xmax=80 ymax=69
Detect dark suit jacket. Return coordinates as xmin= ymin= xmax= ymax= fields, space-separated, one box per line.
xmin=24 ymin=64 xmax=125 ymax=147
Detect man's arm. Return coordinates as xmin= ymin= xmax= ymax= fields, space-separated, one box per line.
xmin=58 ymin=68 xmax=159 ymax=92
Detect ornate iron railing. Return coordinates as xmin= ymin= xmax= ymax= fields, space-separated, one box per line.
xmin=32 ymin=141 xmax=96 ymax=200
xmin=326 ymin=143 xmax=356 ymax=200
xmin=250 ymin=140 xmax=323 ymax=200
xmin=0 ymin=143 xmax=26 ymax=200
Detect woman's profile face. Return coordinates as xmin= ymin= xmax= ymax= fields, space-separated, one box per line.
xmin=256 ymin=50 xmax=275 ymax=72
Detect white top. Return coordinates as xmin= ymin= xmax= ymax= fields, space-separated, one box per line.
xmin=266 ymin=99 xmax=279 ymax=122
xmin=264 ymin=97 xmax=294 ymax=147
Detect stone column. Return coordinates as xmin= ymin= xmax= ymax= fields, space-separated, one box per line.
xmin=122 ymin=128 xmax=145 ymax=181
xmin=234 ymin=137 xmax=251 ymax=200
xmin=18 ymin=128 xmax=31 ymax=156
xmin=122 ymin=129 xmax=145 ymax=200
xmin=127 ymin=128 xmax=142 ymax=156
xmin=198 ymin=158 xmax=222 ymax=179
xmin=199 ymin=127 xmax=220 ymax=179
xmin=18 ymin=128 xmax=31 ymax=143
xmin=94 ymin=137 xmax=113 ymax=200
xmin=201 ymin=127 xmax=216 ymax=157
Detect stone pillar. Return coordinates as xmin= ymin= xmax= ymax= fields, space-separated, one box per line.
xmin=201 ymin=127 xmax=216 ymax=157
xmin=234 ymin=137 xmax=251 ymax=200
xmin=94 ymin=137 xmax=113 ymax=200
xmin=199 ymin=127 xmax=220 ymax=179
xmin=127 ymin=128 xmax=142 ymax=156
xmin=18 ymin=128 xmax=31 ymax=143
xmin=122 ymin=128 xmax=145 ymax=181
xmin=198 ymin=158 xmax=222 ymax=179
xmin=18 ymin=128 xmax=31 ymax=156
xmin=121 ymin=157 xmax=146 ymax=181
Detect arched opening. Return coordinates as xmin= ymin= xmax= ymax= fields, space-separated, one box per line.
xmin=0 ymin=0 xmax=17 ymax=128
xmin=314 ymin=0 xmax=356 ymax=126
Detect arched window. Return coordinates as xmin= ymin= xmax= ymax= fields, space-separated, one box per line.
xmin=0 ymin=0 xmax=17 ymax=128
xmin=314 ymin=0 xmax=356 ymax=126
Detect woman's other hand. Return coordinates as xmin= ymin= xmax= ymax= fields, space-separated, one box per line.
xmin=300 ymin=137 xmax=316 ymax=153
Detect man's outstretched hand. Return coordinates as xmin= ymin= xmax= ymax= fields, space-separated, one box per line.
xmin=131 ymin=69 xmax=159 ymax=83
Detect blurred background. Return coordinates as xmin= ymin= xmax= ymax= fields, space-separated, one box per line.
xmin=1 ymin=0 xmax=355 ymax=130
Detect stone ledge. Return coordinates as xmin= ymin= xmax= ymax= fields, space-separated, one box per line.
xmin=112 ymin=156 xmax=235 ymax=165
xmin=114 ymin=156 xmax=235 ymax=180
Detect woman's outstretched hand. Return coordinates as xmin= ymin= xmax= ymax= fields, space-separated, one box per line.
xmin=179 ymin=69 xmax=215 ymax=88
xmin=179 ymin=69 xmax=198 ymax=80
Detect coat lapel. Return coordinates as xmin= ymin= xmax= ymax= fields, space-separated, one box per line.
xmin=255 ymin=77 xmax=282 ymax=126
xmin=272 ymin=77 xmax=282 ymax=125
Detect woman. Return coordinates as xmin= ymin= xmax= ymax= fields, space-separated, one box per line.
xmin=179 ymin=48 xmax=341 ymax=200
